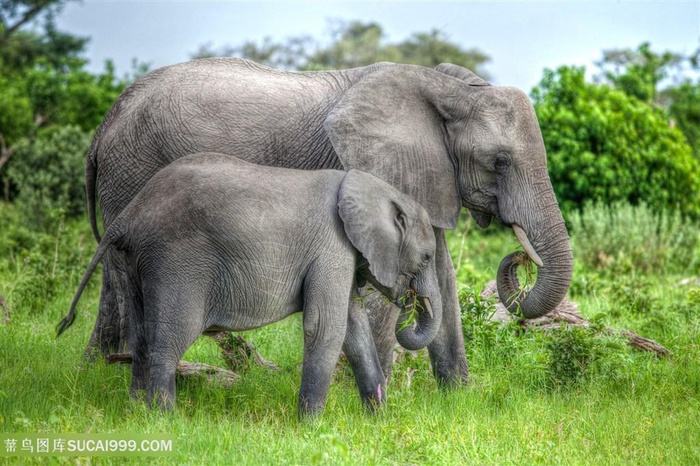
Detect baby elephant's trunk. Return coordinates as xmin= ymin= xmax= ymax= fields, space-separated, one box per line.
xmin=394 ymin=274 xmax=442 ymax=351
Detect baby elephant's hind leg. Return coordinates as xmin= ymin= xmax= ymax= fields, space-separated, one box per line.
xmin=141 ymin=299 xmax=203 ymax=412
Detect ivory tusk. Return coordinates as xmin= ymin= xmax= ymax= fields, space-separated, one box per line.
xmin=513 ymin=225 xmax=544 ymax=267
xmin=419 ymin=296 xmax=434 ymax=318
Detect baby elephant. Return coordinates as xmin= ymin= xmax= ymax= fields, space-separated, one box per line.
xmin=57 ymin=152 xmax=442 ymax=417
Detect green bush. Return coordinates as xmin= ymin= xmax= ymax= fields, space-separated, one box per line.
xmin=532 ymin=66 xmax=700 ymax=218
xmin=459 ymin=286 xmax=634 ymax=391
xmin=546 ymin=323 xmax=630 ymax=388
xmin=5 ymin=125 xmax=91 ymax=228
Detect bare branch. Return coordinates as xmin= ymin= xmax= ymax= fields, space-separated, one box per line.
xmin=0 ymin=3 xmax=45 ymax=45
xmin=0 ymin=133 xmax=17 ymax=171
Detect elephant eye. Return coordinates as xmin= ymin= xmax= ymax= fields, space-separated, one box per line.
xmin=422 ymin=253 xmax=432 ymax=264
xmin=495 ymin=155 xmax=511 ymax=174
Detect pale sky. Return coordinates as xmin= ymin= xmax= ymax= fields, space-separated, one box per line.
xmin=55 ymin=1 xmax=699 ymax=91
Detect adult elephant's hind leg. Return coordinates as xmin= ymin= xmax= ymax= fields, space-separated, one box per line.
xmin=84 ymin=249 xmax=127 ymax=359
xmin=427 ymin=228 xmax=469 ymax=387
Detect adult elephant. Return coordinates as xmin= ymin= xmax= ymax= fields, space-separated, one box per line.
xmin=85 ymin=58 xmax=573 ymax=387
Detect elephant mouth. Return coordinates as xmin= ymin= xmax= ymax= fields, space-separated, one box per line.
xmin=465 ymin=206 xmax=494 ymax=228
xmin=463 ymin=197 xmax=498 ymax=228
xmin=395 ymin=285 xmax=432 ymax=315
xmin=465 ymin=205 xmax=543 ymax=269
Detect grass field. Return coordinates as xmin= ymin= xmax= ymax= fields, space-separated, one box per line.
xmin=1 ymin=204 xmax=699 ymax=465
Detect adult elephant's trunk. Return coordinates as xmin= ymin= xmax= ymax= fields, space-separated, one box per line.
xmin=395 ymin=270 xmax=443 ymax=351
xmin=497 ymin=186 xmax=573 ymax=319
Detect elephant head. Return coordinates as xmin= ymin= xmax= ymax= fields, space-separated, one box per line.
xmin=338 ymin=169 xmax=442 ymax=350
xmin=325 ymin=63 xmax=573 ymax=319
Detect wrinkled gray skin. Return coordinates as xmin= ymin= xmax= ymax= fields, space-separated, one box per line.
xmin=59 ymin=153 xmax=442 ymax=416
xmin=87 ymin=58 xmax=573 ymax=385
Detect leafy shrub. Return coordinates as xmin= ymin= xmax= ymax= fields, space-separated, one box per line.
xmin=667 ymin=80 xmax=700 ymax=159
xmin=459 ymin=286 xmax=549 ymax=390
xmin=568 ymin=201 xmax=700 ymax=275
xmin=5 ymin=125 xmax=91 ymax=228
xmin=546 ymin=323 xmax=630 ymax=388
xmin=459 ymin=285 xmax=500 ymax=348
xmin=547 ymin=325 xmax=597 ymax=386
xmin=532 ymin=66 xmax=700 ymax=218
xmin=459 ymin=285 xmax=636 ymax=391
xmin=460 ymin=286 xmax=528 ymax=367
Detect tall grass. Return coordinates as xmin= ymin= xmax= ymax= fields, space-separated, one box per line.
xmin=1 ymin=202 xmax=699 ymax=464
xmin=568 ymin=201 xmax=700 ymax=275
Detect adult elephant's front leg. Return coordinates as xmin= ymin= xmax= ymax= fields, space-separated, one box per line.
xmin=426 ymin=228 xmax=469 ymax=387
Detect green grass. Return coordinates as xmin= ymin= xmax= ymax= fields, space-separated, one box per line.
xmin=1 ymin=205 xmax=699 ymax=464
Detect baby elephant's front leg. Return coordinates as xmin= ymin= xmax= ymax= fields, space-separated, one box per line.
xmin=298 ymin=290 xmax=349 ymax=418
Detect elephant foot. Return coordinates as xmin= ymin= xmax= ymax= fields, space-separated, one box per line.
xmin=435 ymin=367 xmax=470 ymax=389
xmin=429 ymin=350 xmax=470 ymax=389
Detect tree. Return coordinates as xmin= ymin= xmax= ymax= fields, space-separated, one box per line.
xmin=532 ymin=66 xmax=700 ymax=218
xmin=596 ymin=42 xmax=686 ymax=104
xmin=192 ymin=20 xmax=491 ymax=78
xmin=394 ymin=29 xmax=490 ymax=71
xmin=0 ymin=0 xmax=127 ymax=216
xmin=6 ymin=125 xmax=90 ymax=226
xmin=194 ymin=35 xmax=315 ymax=71
xmin=596 ymin=42 xmax=700 ymax=159
xmin=0 ymin=1 xmax=84 ymax=71
xmin=304 ymin=21 xmax=396 ymax=70
xmin=666 ymin=81 xmax=700 ymax=159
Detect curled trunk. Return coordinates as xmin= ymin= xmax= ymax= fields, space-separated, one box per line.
xmin=497 ymin=209 xmax=573 ymax=319
xmin=395 ymin=290 xmax=442 ymax=351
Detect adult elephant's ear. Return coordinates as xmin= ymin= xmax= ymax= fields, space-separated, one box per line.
xmin=435 ymin=63 xmax=490 ymax=87
xmin=324 ymin=65 xmax=461 ymax=230
xmin=338 ymin=170 xmax=401 ymax=289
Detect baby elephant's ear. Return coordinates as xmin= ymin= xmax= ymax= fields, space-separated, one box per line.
xmin=337 ymin=170 xmax=401 ymax=289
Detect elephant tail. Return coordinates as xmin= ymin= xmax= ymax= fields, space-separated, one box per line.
xmin=85 ymin=155 xmax=101 ymax=243
xmin=56 ymin=223 xmax=124 ymax=337
xmin=85 ymin=114 xmax=111 ymax=244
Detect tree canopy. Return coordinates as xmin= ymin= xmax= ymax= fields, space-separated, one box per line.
xmin=532 ymin=65 xmax=700 ymax=218
xmin=193 ymin=20 xmax=491 ymax=78
xmin=0 ymin=0 xmax=126 ymax=223
xmin=596 ymin=42 xmax=700 ymax=159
